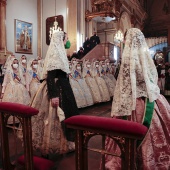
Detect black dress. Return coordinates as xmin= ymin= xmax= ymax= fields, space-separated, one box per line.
xmin=83 ymin=39 xmax=91 ymax=55
xmin=47 ymin=69 xmax=79 ymax=141
xmin=90 ymin=35 xmax=100 ymax=49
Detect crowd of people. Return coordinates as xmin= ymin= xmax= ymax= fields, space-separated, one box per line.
xmin=0 ymin=55 xmax=43 ymax=124
xmin=0 ymin=55 xmax=43 ymax=102
xmin=68 ymin=32 xmax=101 ymax=60
xmin=68 ymin=58 xmax=116 ymax=108
xmin=155 ymin=57 xmax=170 ymax=96
xmin=0 ymin=55 xmax=117 ymax=110
xmin=0 ymin=28 xmax=169 ymax=169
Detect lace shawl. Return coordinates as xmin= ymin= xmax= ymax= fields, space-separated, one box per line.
xmin=111 ymin=28 xmax=160 ymax=116
xmin=91 ymin=60 xmax=101 ymax=77
xmin=82 ymin=60 xmax=92 ymax=78
xmin=72 ymin=61 xmax=83 ymax=79
xmin=19 ymin=56 xmax=27 ymax=75
xmin=26 ymin=59 xmax=40 ymax=91
xmin=2 ymin=58 xmax=26 ymax=91
xmin=42 ymin=31 xmax=70 ymax=79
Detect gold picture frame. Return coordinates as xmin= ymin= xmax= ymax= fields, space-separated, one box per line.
xmin=14 ymin=19 xmax=33 ymax=54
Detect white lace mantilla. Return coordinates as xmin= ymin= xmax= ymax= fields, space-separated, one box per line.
xmin=42 ymin=31 xmax=70 ymax=79
xmin=111 ymin=28 xmax=160 ymax=116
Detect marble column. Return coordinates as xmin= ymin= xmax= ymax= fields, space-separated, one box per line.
xmin=0 ymin=0 xmax=6 ymax=51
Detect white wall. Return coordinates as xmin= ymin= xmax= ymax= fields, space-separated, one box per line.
xmin=42 ymin=0 xmax=67 ymax=58
xmin=6 ymin=0 xmax=37 ymax=59
xmin=6 ymin=0 xmax=68 ymax=59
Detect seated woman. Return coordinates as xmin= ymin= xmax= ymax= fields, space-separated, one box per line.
xmin=19 ymin=55 xmax=27 ymax=81
xmin=69 ymin=60 xmax=87 ymax=108
xmin=105 ymin=59 xmax=117 ymax=82
xmin=83 ymin=60 xmax=102 ymax=104
xmin=92 ymin=60 xmax=110 ymax=102
xmin=26 ymin=59 xmax=41 ymax=101
xmin=74 ymin=62 xmax=94 ymax=107
xmin=109 ymin=63 xmax=115 ymax=79
xmin=37 ymin=56 xmax=44 ymax=81
xmin=1 ymin=58 xmax=30 ymax=124
xmin=99 ymin=60 xmax=116 ymax=97
xmin=105 ymin=28 xmax=170 ymax=170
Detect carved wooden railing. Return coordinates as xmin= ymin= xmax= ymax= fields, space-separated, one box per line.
xmin=81 ymin=42 xmax=115 ymax=62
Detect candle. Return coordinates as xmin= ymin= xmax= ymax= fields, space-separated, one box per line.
xmin=5 ymin=46 xmax=6 ymax=55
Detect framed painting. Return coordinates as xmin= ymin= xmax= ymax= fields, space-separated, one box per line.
xmin=46 ymin=15 xmax=64 ymax=45
xmin=14 ymin=19 xmax=33 ymax=54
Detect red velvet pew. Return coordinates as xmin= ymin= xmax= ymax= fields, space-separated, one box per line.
xmin=0 ymin=102 xmax=54 ymax=170
xmin=65 ymin=115 xmax=148 ymax=170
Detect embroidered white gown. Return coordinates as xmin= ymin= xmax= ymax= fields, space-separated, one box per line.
xmin=83 ymin=67 xmax=102 ymax=103
xmin=26 ymin=69 xmax=41 ymax=102
xmin=92 ymin=67 xmax=110 ymax=102
xmin=69 ymin=71 xmax=87 ymax=108
xmin=74 ymin=69 xmax=94 ymax=106
xmin=101 ymin=67 xmax=116 ymax=97
xmin=2 ymin=69 xmax=30 ymax=124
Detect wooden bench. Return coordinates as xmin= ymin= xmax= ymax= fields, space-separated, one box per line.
xmin=0 ymin=102 xmax=54 ymax=170
xmin=65 ymin=115 xmax=148 ymax=170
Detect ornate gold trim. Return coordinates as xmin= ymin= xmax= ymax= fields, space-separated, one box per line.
xmin=85 ymin=11 xmax=118 ymax=22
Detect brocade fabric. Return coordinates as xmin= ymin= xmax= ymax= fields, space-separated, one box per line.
xmin=105 ymin=95 xmax=170 ymax=170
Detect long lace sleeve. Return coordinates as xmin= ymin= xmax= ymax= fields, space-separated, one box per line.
xmin=47 ymin=69 xmax=59 ymax=99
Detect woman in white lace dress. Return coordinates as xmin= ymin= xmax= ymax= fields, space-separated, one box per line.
xmin=109 ymin=63 xmax=116 ymax=80
xmin=100 ymin=60 xmax=116 ymax=97
xmin=37 ymin=56 xmax=44 ymax=81
xmin=1 ymin=57 xmax=30 ymax=124
xmin=69 ymin=60 xmax=87 ymax=108
xmin=26 ymin=59 xmax=41 ymax=102
xmin=105 ymin=28 xmax=170 ymax=170
xmin=19 ymin=55 xmax=27 ymax=81
xmin=74 ymin=61 xmax=94 ymax=106
xmin=105 ymin=59 xmax=117 ymax=82
xmin=92 ymin=60 xmax=110 ymax=102
xmin=31 ymin=31 xmax=78 ymax=155
xmin=83 ymin=60 xmax=102 ymax=103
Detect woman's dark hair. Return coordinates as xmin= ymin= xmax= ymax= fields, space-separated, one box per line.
xmin=124 ymin=29 xmax=127 ymax=40
xmin=63 ymin=32 xmax=66 ymax=41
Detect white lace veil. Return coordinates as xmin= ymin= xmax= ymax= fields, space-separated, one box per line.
xmin=4 ymin=55 xmax=15 ymax=69
xmin=42 ymin=31 xmax=70 ymax=79
xmin=82 ymin=60 xmax=91 ymax=78
xmin=111 ymin=28 xmax=160 ymax=117
xmin=26 ymin=58 xmax=37 ymax=83
xmin=4 ymin=58 xmax=25 ymax=86
xmin=91 ymin=60 xmax=100 ymax=77
xmin=19 ymin=55 xmax=27 ymax=71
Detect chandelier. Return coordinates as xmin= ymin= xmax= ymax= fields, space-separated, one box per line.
xmin=49 ymin=17 xmax=62 ymax=39
xmin=49 ymin=0 xmax=62 ymax=40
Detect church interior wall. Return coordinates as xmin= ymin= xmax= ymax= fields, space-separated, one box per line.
xmin=77 ymin=0 xmax=86 ymax=50
xmin=42 ymin=0 xmax=67 ymax=58
xmin=5 ymin=0 xmax=67 ymax=59
xmin=6 ymin=0 xmax=38 ymax=59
